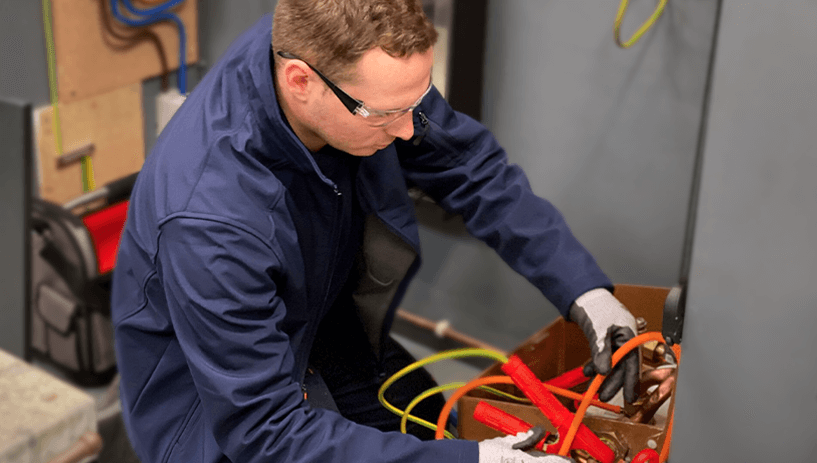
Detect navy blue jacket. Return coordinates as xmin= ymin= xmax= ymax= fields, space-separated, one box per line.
xmin=112 ymin=14 xmax=611 ymax=463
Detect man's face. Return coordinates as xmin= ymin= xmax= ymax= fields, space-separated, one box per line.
xmin=308 ymin=47 xmax=435 ymax=157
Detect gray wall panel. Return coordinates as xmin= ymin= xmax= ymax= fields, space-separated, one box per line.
xmin=0 ymin=0 xmax=43 ymax=358
xmin=401 ymin=0 xmax=719 ymax=349
xmin=672 ymin=1 xmax=817 ymax=460
xmin=0 ymin=99 xmax=31 ymax=358
xmin=0 ymin=1 xmax=50 ymax=104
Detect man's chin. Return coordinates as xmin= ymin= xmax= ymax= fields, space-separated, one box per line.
xmin=348 ymin=147 xmax=382 ymax=157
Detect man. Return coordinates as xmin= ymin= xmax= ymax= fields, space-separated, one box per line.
xmin=112 ymin=1 xmax=639 ymax=462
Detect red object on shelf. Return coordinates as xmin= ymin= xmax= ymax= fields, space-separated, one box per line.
xmin=81 ymin=201 xmax=129 ymax=274
xmin=501 ymin=355 xmax=615 ymax=463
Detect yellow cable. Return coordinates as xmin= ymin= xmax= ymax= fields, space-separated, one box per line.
xmin=479 ymin=386 xmax=531 ymax=403
xmin=401 ymin=383 xmax=463 ymax=435
xmin=42 ymin=0 xmax=95 ymax=192
xmin=614 ymin=0 xmax=668 ymax=48
xmin=82 ymin=155 xmax=96 ymax=191
xmin=41 ymin=0 xmax=63 ymax=157
xmin=378 ymin=348 xmax=508 ymax=438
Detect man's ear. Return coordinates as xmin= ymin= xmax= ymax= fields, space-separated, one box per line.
xmin=281 ymin=61 xmax=313 ymax=103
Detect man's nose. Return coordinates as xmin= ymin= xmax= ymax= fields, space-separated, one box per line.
xmin=385 ymin=111 xmax=416 ymax=141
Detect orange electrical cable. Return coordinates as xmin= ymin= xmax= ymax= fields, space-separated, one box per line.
xmin=557 ymin=332 xmax=667 ymax=457
xmin=433 ymin=376 xmax=621 ymax=440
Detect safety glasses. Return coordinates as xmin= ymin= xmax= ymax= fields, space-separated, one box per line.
xmin=276 ymin=51 xmax=432 ymax=128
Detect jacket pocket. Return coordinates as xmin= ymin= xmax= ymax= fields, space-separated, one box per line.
xmin=164 ymin=400 xmax=203 ymax=463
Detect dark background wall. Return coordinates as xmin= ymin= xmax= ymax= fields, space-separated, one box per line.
xmin=0 ymin=0 xmax=718 ymax=354
xmin=401 ymin=0 xmax=720 ymax=350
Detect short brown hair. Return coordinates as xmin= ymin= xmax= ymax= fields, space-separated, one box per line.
xmin=272 ymin=0 xmax=437 ymax=83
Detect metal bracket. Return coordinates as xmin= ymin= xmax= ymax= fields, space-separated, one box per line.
xmin=662 ymin=284 xmax=686 ymax=345
xmin=56 ymin=143 xmax=95 ymax=168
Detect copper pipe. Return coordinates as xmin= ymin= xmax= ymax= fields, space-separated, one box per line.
xmin=395 ymin=309 xmax=506 ymax=354
xmin=630 ymin=374 xmax=676 ymax=424
xmin=640 ymin=366 xmax=675 ymax=389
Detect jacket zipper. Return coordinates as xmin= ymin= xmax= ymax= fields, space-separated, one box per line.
xmin=320 ymin=185 xmax=343 ymax=312
xmin=413 ymin=111 xmax=431 ymax=146
xmin=298 ymin=184 xmax=343 ymax=394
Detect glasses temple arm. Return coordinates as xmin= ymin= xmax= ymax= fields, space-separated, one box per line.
xmin=275 ymin=50 xmax=362 ymax=114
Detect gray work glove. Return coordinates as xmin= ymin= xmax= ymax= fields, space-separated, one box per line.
xmin=569 ymin=288 xmax=639 ymax=404
xmin=478 ymin=431 xmax=574 ymax=463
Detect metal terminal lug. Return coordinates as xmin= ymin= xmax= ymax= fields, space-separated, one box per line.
xmin=570 ymin=448 xmax=599 ymax=463
xmin=596 ymin=430 xmax=630 ymax=461
xmin=635 ymin=317 xmax=648 ymax=334
xmin=640 ymin=340 xmax=667 ymax=363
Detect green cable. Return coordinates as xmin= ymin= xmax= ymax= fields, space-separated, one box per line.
xmin=614 ymin=0 xmax=668 ymax=49
xmin=42 ymin=0 xmax=95 ymax=192
xmin=377 ymin=348 xmax=509 ymax=438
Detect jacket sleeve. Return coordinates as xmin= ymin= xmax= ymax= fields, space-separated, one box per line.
xmin=157 ymin=216 xmax=478 ymax=463
xmin=395 ymin=87 xmax=612 ymax=315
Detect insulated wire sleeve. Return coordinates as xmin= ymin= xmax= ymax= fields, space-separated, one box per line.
xmin=378 ymin=348 xmax=509 ymax=438
xmin=42 ymin=0 xmax=95 ymax=192
xmin=109 ymin=0 xmax=188 ymax=94
xmin=614 ymin=0 xmax=668 ymax=48
xmin=433 ymin=376 xmax=623 ymax=440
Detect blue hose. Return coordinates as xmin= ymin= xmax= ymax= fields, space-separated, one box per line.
xmin=109 ymin=0 xmax=187 ymax=94
xmin=120 ymin=0 xmax=185 ymax=17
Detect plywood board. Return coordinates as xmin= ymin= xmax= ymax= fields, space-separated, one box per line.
xmin=52 ymin=0 xmax=199 ymax=104
xmin=35 ymin=83 xmax=145 ymax=205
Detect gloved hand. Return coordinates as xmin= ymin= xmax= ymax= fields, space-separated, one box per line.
xmin=569 ymin=288 xmax=639 ymax=404
xmin=478 ymin=431 xmax=574 ymax=463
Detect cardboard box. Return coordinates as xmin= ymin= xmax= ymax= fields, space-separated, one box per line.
xmin=457 ymin=284 xmax=673 ymax=459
